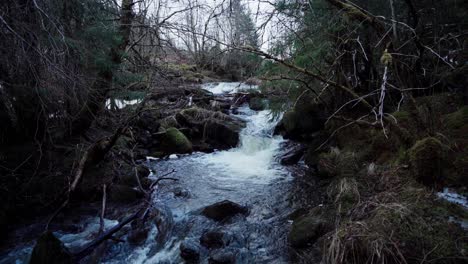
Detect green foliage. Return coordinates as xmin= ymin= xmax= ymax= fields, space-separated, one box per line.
xmin=113 ymin=72 xmax=145 ymax=88
xmin=445 ymin=106 xmax=468 ymax=130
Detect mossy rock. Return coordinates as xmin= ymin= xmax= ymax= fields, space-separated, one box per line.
xmin=288 ymin=207 xmax=332 ymax=248
xmin=409 ymin=137 xmax=447 ymax=187
xmin=445 ymin=106 xmax=468 ymax=130
xmin=276 ymin=102 xmax=326 ymax=140
xmin=30 ymin=231 xmax=73 ymax=264
xmin=162 ymin=127 xmax=192 ymax=154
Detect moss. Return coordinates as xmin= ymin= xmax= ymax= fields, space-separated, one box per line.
xmin=324 ymin=187 xmax=467 ymax=264
xmin=288 ymin=207 xmax=332 ymax=248
xmin=445 ymin=106 xmax=468 ymax=130
xmin=160 ymin=115 xmax=180 ymax=129
xmin=392 ymin=110 xmax=411 ymax=123
xmin=162 ymin=127 xmax=193 ymax=154
xmin=394 ymin=146 xmax=408 ymax=164
xmin=409 ymin=137 xmax=447 ymax=186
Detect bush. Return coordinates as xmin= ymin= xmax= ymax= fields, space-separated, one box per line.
xmin=409 ymin=137 xmax=447 ymax=187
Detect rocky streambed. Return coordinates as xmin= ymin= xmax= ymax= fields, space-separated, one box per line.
xmin=0 ymin=83 xmax=319 ymax=264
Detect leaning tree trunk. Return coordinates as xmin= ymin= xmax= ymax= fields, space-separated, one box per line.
xmin=70 ymin=0 xmax=134 ymax=135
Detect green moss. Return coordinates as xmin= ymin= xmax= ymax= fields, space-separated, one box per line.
xmin=409 ymin=137 xmax=447 ymax=186
xmin=445 ymin=106 xmax=468 ymax=130
xmin=163 ymin=127 xmax=192 ymax=154
xmin=394 ymin=146 xmax=408 ymax=164
xmin=392 ymin=111 xmax=411 ymax=123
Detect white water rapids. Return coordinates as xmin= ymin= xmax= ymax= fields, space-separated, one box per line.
xmin=117 ymin=82 xmax=293 ymax=263
xmin=1 ymin=82 xmax=300 ymax=264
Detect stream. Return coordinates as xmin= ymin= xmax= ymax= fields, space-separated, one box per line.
xmin=0 ymin=82 xmax=316 ymax=264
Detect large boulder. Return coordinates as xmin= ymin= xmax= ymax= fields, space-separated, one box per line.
xmin=275 ymin=102 xmax=326 ymax=140
xmin=176 ymin=108 xmax=246 ymax=149
xmin=161 ymin=127 xmax=193 ymax=154
xmin=279 ymin=143 xmax=306 ymax=165
xmin=201 ymin=200 xmax=249 ymax=222
xmin=29 ymin=231 xmax=73 ymax=264
xmin=409 ymin=137 xmax=447 ymax=187
xmin=288 ymin=207 xmax=332 ymax=248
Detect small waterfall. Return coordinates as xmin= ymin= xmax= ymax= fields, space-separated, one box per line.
xmin=197 ymin=107 xmax=285 ymax=181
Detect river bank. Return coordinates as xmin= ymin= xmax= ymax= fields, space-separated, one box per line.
xmin=1 ymin=82 xmax=467 ymax=264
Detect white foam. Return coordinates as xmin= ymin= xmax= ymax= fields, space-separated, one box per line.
xmin=202 ymin=82 xmax=257 ymax=95
xmin=437 ymin=188 xmax=468 ymax=208
xmin=105 ymin=98 xmax=141 ymax=109
xmin=195 ymin=109 xmax=286 ymax=182
xmin=56 ymin=218 xmax=118 ymax=249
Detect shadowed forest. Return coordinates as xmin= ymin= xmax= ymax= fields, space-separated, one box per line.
xmin=0 ymin=0 xmax=466 ymax=263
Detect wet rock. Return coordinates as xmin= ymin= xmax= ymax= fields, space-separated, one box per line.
xmin=274 ymin=102 xmax=325 ymax=140
xmin=409 ymin=137 xmax=447 ymax=187
xmin=280 ymin=144 xmax=306 ymax=165
xmin=204 ymin=120 xmax=244 ymax=149
xmin=180 ymin=239 xmax=201 ymax=262
xmin=30 ymin=231 xmax=73 ymax=264
xmin=209 ymin=249 xmax=236 ymax=264
xmin=210 ymin=100 xmax=231 ymax=111
xmin=201 ymin=200 xmax=248 ymax=222
xmin=161 ymin=127 xmax=193 ymax=154
xmin=248 ymin=97 xmax=267 ymax=111
xmin=173 ymin=187 xmax=190 ymax=198
xmin=288 ymin=207 xmax=332 ymax=248
xmin=127 ymin=225 xmax=151 ymax=245
xmin=176 ymin=108 xmax=246 ymax=149
xmin=109 ymin=185 xmax=144 ymax=203
xmin=200 ymin=229 xmax=232 ymax=249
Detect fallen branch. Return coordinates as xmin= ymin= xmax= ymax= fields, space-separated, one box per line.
xmin=73 ymin=207 xmax=144 ymax=261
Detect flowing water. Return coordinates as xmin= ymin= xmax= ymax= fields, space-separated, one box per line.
xmin=111 ymin=83 xmax=299 ymax=263
xmin=1 ymin=82 xmax=315 ymax=264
